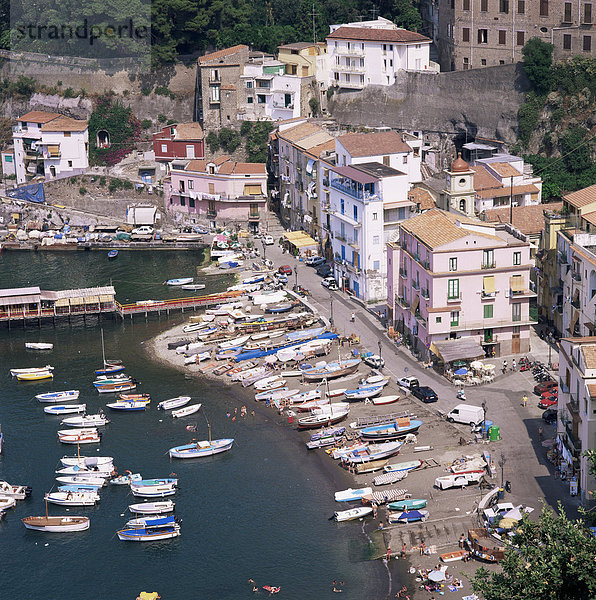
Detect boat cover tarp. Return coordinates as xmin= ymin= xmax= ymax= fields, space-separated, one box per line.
xmin=235 ymin=332 xmax=338 ymax=362
xmin=431 ymin=339 xmax=485 ymax=364
xmin=7 ymin=182 xmax=45 ymax=204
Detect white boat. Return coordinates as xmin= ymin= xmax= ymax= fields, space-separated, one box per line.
xmin=288 ymin=389 xmax=322 ymax=405
xmin=110 ymin=473 xmax=142 ymax=485
xmin=184 ymin=352 xmax=211 ymax=365
xmin=61 ymin=414 xmax=110 ymax=428
xmin=254 ymin=376 xmax=285 ymax=392
xmin=58 ymin=432 xmax=102 ymax=445
xmin=60 ymin=456 xmax=113 ymax=468
xmin=22 ymin=515 xmax=90 ymax=532
xmin=372 ymin=395 xmax=400 ymax=406
xmin=0 ymin=481 xmax=32 ymax=500
xmin=252 ymin=291 xmax=287 ymax=306
xmin=334 ymin=487 xmax=373 ymax=502
xmin=45 ymin=491 xmax=100 ymax=506
xmin=106 ymin=400 xmax=149 ymax=411
xmin=157 ymin=396 xmax=191 ymax=411
xmin=0 ymin=497 xmax=17 ymax=510
xmin=328 ymin=388 xmax=347 ymax=398
xmin=359 ymin=375 xmax=390 ymax=388
xmin=344 ymin=386 xmax=383 ymax=401
xmin=218 ymin=335 xmax=250 ymax=350
xmin=435 ymin=470 xmax=485 ymax=490
xmin=172 ymin=404 xmax=201 ymax=418
xmin=56 ymin=475 xmax=107 ymax=487
xmin=180 ymin=284 xmax=205 ymax=290
xmin=44 ymin=404 xmax=86 ymax=415
xmin=56 ymin=465 xmax=112 ymax=476
xmin=10 ymin=365 xmax=54 ymax=376
xmin=169 ymin=438 xmax=234 ymax=459
xmin=117 ymin=524 xmax=181 ymax=542
xmin=254 ymin=388 xmax=299 ymax=402
xmin=182 ymin=323 xmax=206 ymax=333
xmin=25 ymin=343 xmax=54 ymax=350
xmin=57 ymin=428 xmax=99 ymax=436
xmin=334 ymin=506 xmax=373 ymax=522
xmin=344 ymin=441 xmax=403 ymax=464
xmin=166 ymin=278 xmax=193 ymax=286
xmin=175 ymin=342 xmax=207 ymax=355
xmin=131 ymin=484 xmax=177 ymax=498
xmin=17 ymin=370 xmax=53 ymax=381
xmin=126 ymin=515 xmax=177 ymax=528
xmin=129 ymin=501 xmax=175 ymax=514
xmin=36 ymin=390 xmax=80 ymax=403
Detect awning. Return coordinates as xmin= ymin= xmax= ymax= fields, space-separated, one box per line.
xmin=244 ymin=184 xmax=262 ymax=195
xmin=0 ymin=294 xmax=40 ymax=306
xmin=69 ymin=297 xmax=84 ymax=305
xmin=54 ymin=298 xmax=70 ymax=307
xmin=410 ymin=294 xmax=420 ymax=315
xmin=306 ymin=159 xmax=315 ymax=175
xmin=510 ymin=276 xmax=524 ymax=292
xmin=47 ymin=144 xmax=60 ymax=156
xmin=283 ymin=231 xmax=305 ymax=241
xmin=84 ymin=296 xmax=99 ymax=304
xmin=483 ymin=276 xmax=495 ymax=295
xmin=99 ymin=295 xmax=114 ymax=303
xmin=431 ymin=338 xmax=485 ymax=364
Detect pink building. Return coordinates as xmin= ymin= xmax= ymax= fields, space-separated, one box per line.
xmin=152 ymin=123 xmax=205 ymax=164
xmin=387 ymin=209 xmax=535 ymax=363
xmin=165 ymin=157 xmax=267 ymax=232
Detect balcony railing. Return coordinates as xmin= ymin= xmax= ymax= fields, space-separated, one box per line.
xmin=399 ymin=268 xmax=408 ymax=279
xmin=334 ymin=79 xmax=365 ymax=89
xmin=397 ymin=296 xmax=410 ymax=309
xmin=482 ymin=291 xmax=496 ymax=298
xmin=481 ymin=262 xmax=496 ymax=269
xmin=335 ymin=63 xmax=365 ymax=72
xmin=336 ymin=46 xmax=364 ymax=56
xmin=336 ymin=234 xmax=346 ymax=242
xmin=569 ymin=393 xmax=579 ymax=414
xmin=329 ymin=179 xmax=377 ymax=201
xmin=421 ymin=288 xmax=430 ymax=299
xmin=447 ymin=293 xmax=462 ymax=302
xmin=565 ymin=422 xmax=581 ymax=454
xmin=421 ymin=258 xmax=430 ymax=270
xmin=415 ymin=313 xmax=427 ymax=328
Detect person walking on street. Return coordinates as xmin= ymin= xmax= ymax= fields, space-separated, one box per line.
xmin=538 ymin=426 xmax=544 ymax=441
xmin=502 ymin=359 xmax=508 ymax=374
xmin=512 ymin=359 xmax=516 ymax=371
xmin=522 ymin=394 xmax=528 ymax=408
xmin=419 ymin=540 xmax=426 ymax=555
xmin=401 ymin=542 xmax=407 ymax=559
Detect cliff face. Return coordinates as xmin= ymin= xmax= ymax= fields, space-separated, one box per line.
xmin=329 ymin=63 xmax=530 ymax=144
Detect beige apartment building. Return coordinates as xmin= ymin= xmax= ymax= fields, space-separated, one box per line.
xmin=427 ymin=0 xmax=595 ymax=71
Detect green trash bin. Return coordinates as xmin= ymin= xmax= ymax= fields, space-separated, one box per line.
xmin=489 ymin=425 xmax=500 ymax=441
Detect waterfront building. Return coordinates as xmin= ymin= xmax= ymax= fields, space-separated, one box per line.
xmin=326 ymin=17 xmax=434 ymax=90
xmin=165 ymin=156 xmax=267 ymax=232
xmin=557 ymin=336 xmax=596 ymax=502
xmin=12 ymin=111 xmax=88 ymax=185
xmin=152 ymin=123 xmax=205 ymax=168
xmin=387 ymin=208 xmax=535 ymax=359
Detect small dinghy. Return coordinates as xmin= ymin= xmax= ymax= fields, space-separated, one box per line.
xmin=180 ymin=283 xmax=205 ymax=291
xmin=359 ymin=374 xmax=390 ymax=388
xmin=169 ymin=438 xmax=234 ymax=459
xmin=126 ymin=515 xmax=176 ymax=528
xmin=359 ymin=419 xmax=423 ymax=441
xmin=118 ymin=393 xmax=151 ymax=401
xmin=107 ymin=250 xmax=118 ymax=260
xmin=343 ymin=441 xmax=403 ymax=464
xmin=10 ymin=365 xmax=54 ymax=376
xmin=131 ymin=478 xmax=178 ymax=488
xmin=182 ymin=323 xmax=205 ymax=333
xmin=110 ymin=472 xmax=142 ymax=485
xmin=117 ymin=524 xmax=181 ymax=542
xmin=333 ymin=506 xmax=373 ymax=522
xmin=17 ymin=370 xmax=53 ymax=381
xmin=327 ymin=388 xmax=347 ymax=398
xmin=56 ymin=463 xmax=112 ymax=476
xmin=36 ymin=390 xmax=80 ymax=403
xmin=128 ymin=501 xmax=175 ymax=514
xmin=25 ymin=343 xmax=54 ymax=350
xmin=60 ymin=456 xmax=113 ymax=468
xmin=0 ymin=481 xmax=32 ymax=499
xmin=106 ymin=400 xmax=149 ymax=411
xmin=175 ymin=342 xmax=207 ymax=355
xmin=61 ymin=414 xmax=110 ymax=428
xmin=387 ymin=509 xmax=429 ymax=524
xmin=383 ymin=459 xmax=423 ymax=474
xmin=172 ymin=404 xmax=201 ymax=418
xmin=165 ymin=278 xmax=193 ymax=286
xmin=157 ymin=396 xmax=191 ymax=411
xmin=0 ymin=497 xmax=17 ymax=511
xmin=22 ymin=515 xmax=90 ymax=532
xmin=95 ymin=382 xmax=137 ymax=394
xmin=45 ymin=491 xmax=100 ymax=506
xmin=56 ymin=475 xmax=107 ymax=487
xmin=58 ymin=431 xmax=102 ymax=445
xmin=334 ymin=487 xmax=373 ymax=502
xmin=253 ymin=375 xmax=285 ymax=391
xmin=372 ymin=395 xmax=400 ymax=406
xmin=44 ymin=404 xmax=86 ymax=415
xmin=344 ymin=385 xmax=383 ymax=401
xmin=131 ymin=484 xmax=176 ymax=498
xmin=387 ymin=499 xmax=427 ymax=511
xmin=58 ymin=484 xmax=102 ymax=493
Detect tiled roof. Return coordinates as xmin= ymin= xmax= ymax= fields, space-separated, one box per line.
xmin=581 ymin=211 xmax=596 ymax=226
xmin=327 ymin=26 xmax=430 ymax=44
xmin=475 ymin=184 xmax=539 ymax=199
xmin=17 ymin=111 xmax=61 ymax=123
xmin=486 ymin=162 xmax=521 ymax=178
xmin=400 ymin=209 xmax=470 ymax=249
xmin=471 ymin=165 xmax=501 ymax=191
xmin=214 ymin=155 xmax=231 ymax=166
xmin=174 ymin=122 xmax=203 ymax=140
xmin=305 ymin=139 xmax=335 ymax=158
xmin=564 ymin=184 xmax=596 ymax=209
xmin=408 ymin=187 xmax=435 ymax=211
xmin=581 ymin=344 xmax=596 ymax=369
xmin=217 ymin=161 xmax=266 ymax=175
xmin=588 ymin=384 xmax=596 ymax=398
xmin=278 ymin=42 xmax=317 ymax=50
xmin=337 ymin=131 xmax=410 ymax=157
xmin=482 ymin=202 xmax=563 ymax=236
xmin=41 ymin=116 xmax=88 ymax=132
xmin=279 ymin=122 xmax=324 ymax=143
xmin=185 ymin=160 xmax=207 ymax=172
xmin=198 ymin=45 xmax=248 ymax=64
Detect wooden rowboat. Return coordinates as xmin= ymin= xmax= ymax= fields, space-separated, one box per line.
xmin=440 ymin=550 xmax=469 ymax=563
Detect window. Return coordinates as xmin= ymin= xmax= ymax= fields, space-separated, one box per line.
xmin=499 ymin=30 xmax=506 ymax=45
xmin=512 ymin=303 xmax=521 ymax=322
xmin=513 ymin=251 xmax=521 ymax=265
xmin=188 ymin=180 xmax=193 ymax=190
xmin=463 ymin=0 xmax=470 ymax=10
xmin=481 ymin=0 xmax=488 ymax=11
xmin=517 ymin=31 xmax=525 ymax=46
xmin=584 ymin=35 xmax=592 ymax=52
xmin=450 ymin=311 xmax=459 ymax=326
xmin=517 ymin=0 xmax=525 ymax=13
xmin=564 ymin=2 xmax=572 ymax=22
xmin=180 ymin=197 xmax=185 ymax=206
xmin=208 ymin=183 xmax=215 ymax=195
xmin=161 ymin=144 xmax=167 ymax=152
xmin=460 ymin=198 xmax=467 ymax=211
xmin=189 ymin=198 xmax=195 ymax=208
xmin=540 ymin=0 xmax=548 ymax=16
xmin=373 ymin=235 xmax=380 ymax=245
xmin=478 ymin=29 xmax=488 ymax=44
xmin=67 ymin=160 xmax=72 ymax=167
xmin=403 ymin=155 xmax=408 ymax=164
xmin=210 ymin=86 xmax=220 ymax=102
xmin=481 ymin=59 xmax=487 ymax=65
xmin=372 ymin=212 xmax=378 ymax=220
xmin=449 ymin=257 xmax=457 ymax=271
xmin=257 ymin=95 xmax=266 ymax=104
xmin=246 ymin=81 xmax=253 ymax=89
xmin=463 ymin=57 xmax=470 ymax=69
xmin=484 ymin=304 xmax=493 ymax=319
xmin=208 ymin=200 xmax=216 ymax=215
xmin=353 ymin=205 xmax=358 ymax=221
xmin=383 ymin=155 xmax=390 ymax=166
xmin=483 ymin=249 xmax=495 ymax=268
xmin=63 ymin=132 xmax=71 ymax=138
xmin=373 ymin=260 xmax=380 ymax=270
xmin=340 ymin=198 xmax=345 ymax=215
xmin=499 ymin=0 xmax=508 ymax=13
xmin=249 ymin=203 xmax=259 ymax=217
xmin=436 ymin=316 xmax=442 ymax=323
xmin=247 ymin=97 xmax=253 ymax=104
xmin=584 ymin=3 xmax=593 ymax=23
xmin=463 ymin=28 xmax=470 ymax=42
xmin=448 ymin=279 xmax=459 ymax=299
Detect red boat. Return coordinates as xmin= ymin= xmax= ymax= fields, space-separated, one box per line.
xmin=262 ymin=586 xmax=280 ymax=594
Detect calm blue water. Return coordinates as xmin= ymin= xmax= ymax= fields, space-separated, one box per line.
xmin=0 ymin=250 xmax=385 ymax=600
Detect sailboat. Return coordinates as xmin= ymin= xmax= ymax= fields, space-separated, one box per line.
xmin=22 ymin=499 xmax=90 ymax=532
xmin=95 ymin=330 xmax=124 ymax=375
xmin=168 ymin=414 xmax=233 ymax=459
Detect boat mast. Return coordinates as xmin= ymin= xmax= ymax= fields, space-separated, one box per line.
xmin=100 ymin=329 xmax=106 ymax=368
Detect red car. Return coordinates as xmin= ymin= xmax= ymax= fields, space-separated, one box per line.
xmin=534 ymin=381 xmax=558 ymax=395
xmin=541 ymin=388 xmax=558 ymax=399
xmin=278 ymin=265 xmax=293 ymax=275
xmin=538 ymin=396 xmax=558 ymax=409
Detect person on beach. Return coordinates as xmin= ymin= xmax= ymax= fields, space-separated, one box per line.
xmin=419 ymin=540 xmax=425 ymax=555
xmin=522 ymin=394 xmax=528 ymax=407
xmin=386 ymin=547 xmax=392 ymax=561
xmin=372 ymin=502 xmax=378 ymax=518
xmin=459 ymin=534 xmax=465 ymax=548
xmin=401 ymin=543 xmax=407 ymax=559
xmin=378 ymin=521 xmax=384 ymax=530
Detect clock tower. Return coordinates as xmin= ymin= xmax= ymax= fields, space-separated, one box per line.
xmin=443 ymin=153 xmax=475 ymax=217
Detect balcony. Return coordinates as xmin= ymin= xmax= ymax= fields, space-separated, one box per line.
xmin=412 ymin=280 xmax=420 ymax=290
xmin=447 ymin=293 xmax=462 ymax=302
xmin=346 ymin=262 xmax=361 ymax=275
xmin=572 ymin=271 xmax=582 ymax=282
xmin=335 ymin=63 xmax=365 ymax=73
xmin=336 ymin=234 xmax=347 ymax=242
xmin=334 ymin=78 xmax=365 ymax=89
xmin=329 ymin=179 xmax=377 ymax=201
xmin=396 ymin=296 xmax=410 ymax=309
xmin=322 ymin=177 xmax=329 ymax=188
xmin=421 ymin=288 xmax=430 ymax=299
xmin=482 ymin=291 xmax=496 ymax=299
xmin=272 ymin=102 xmax=294 ymax=110
xmin=248 ymin=213 xmax=260 ymax=221
xmin=481 ymin=262 xmax=496 ymax=270
xmin=559 ymin=251 xmax=569 ymax=264
xmin=415 ymin=313 xmax=427 ymax=328
xmin=336 ymin=46 xmax=365 ymax=56
xmin=568 ymin=393 xmax=579 ymax=414
xmin=564 ymin=422 xmax=582 ymax=455
xmin=421 ymin=258 xmax=430 ymax=270
xmin=399 ymin=268 xmax=408 ymax=279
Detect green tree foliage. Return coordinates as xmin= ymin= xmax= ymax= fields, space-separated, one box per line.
xmin=517 ymin=91 xmax=543 ymax=148
xmin=522 ymin=38 xmax=553 ymax=96
xmin=218 ymin=128 xmax=241 ymax=153
xmin=551 ymin=55 xmax=596 ymax=97
xmin=309 ymin=96 xmax=319 ymax=117
xmin=241 ymin=121 xmax=273 ymax=163
xmin=471 ymin=503 xmax=596 ymax=600
xmin=205 ymin=131 xmax=220 ymax=152
xmin=560 ymin=126 xmax=593 ymax=173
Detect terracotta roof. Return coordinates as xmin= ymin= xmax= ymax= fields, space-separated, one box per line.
xmin=580 ymin=344 xmax=596 ymax=369
xmin=486 ymin=162 xmax=522 ymax=178
xmin=217 ymin=161 xmax=266 ymax=175
xmin=279 ymin=122 xmax=324 ymax=143
xmin=305 ymin=139 xmax=335 ymax=158
xmin=174 ymin=122 xmax=203 ymax=140
xmin=408 ymin=187 xmax=435 ymax=211
xmin=278 ymin=42 xmax=318 ymax=50
xmin=564 ymin=184 xmax=596 ymax=209
xmin=337 ymin=131 xmax=410 ymax=157
xmin=185 ymin=160 xmax=207 ymax=172
xmin=471 ymin=165 xmax=501 ymax=190
xmin=450 ymin=153 xmax=470 ymax=173
xmin=482 ymin=203 xmax=563 ymax=236
xmin=198 ymin=45 xmax=249 ymax=64
xmin=17 ymin=111 xmax=61 ymax=123
xmin=581 ymin=211 xmax=596 ymax=227
xmin=214 ymin=155 xmax=231 ymax=166
xmin=400 ymin=209 xmax=470 ymax=249
xmin=41 ymin=116 xmax=88 ymax=132
xmin=327 ymin=26 xmax=430 ymax=44
xmin=588 ymin=384 xmax=596 ymax=398
xmin=475 ymin=184 xmax=539 ymax=199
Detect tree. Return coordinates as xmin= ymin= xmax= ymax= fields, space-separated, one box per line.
xmin=522 ymin=38 xmax=554 ymax=96
xmin=560 ymin=126 xmax=593 ymax=173
xmin=242 ymin=121 xmax=273 ymax=163
xmin=206 ymin=131 xmax=220 ymax=152
xmin=391 ymin=0 xmax=422 ymax=31
xmin=218 ymin=128 xmax=241 ymax=153
xmin=471 ymin=503 xmax=596 ymax=600
xmin=309 ymin=97 xmax=320 ymax=117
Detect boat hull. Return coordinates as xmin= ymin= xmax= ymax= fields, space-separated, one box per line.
xmin=172 ymin=404 xmax=201 ymax=418
xmin=359 ymin=420 xmax=423 ymax=441
xmin=22 ymin=516 xmax=90 ymax=532
xmin=44 ymin=404 xmax=86 ymax=414
xmin=128 ymin=501 xmax=175 ymax=514
xmin=157 ymin=396 xmax=191 ymax=411
xmin=117 ymin=526 xmax=180 ymax=541
xmin=334 ymin=507 xmax=373 ymax=522
xmin=169 ymin=438 xmax=234 ymax=459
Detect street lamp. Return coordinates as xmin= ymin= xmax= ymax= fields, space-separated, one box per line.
xmin=330 ymin=294 xmax=334 ymax=328
xmin=293 ymin=266 xmax=298 ymax=291
xmin=498 ymin=452 xmax=506 ymax=489
xmin=378 ymin=340 xmax=383 ymax=372
xmin=262 ymin=240 xmax=266 ymax=260
xmin=481 ymin=401 xmax=487 ymax=439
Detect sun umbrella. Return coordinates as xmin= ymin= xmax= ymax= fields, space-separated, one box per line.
xmin=483 ymin=363 xmax=496 ymax=371
xmin=470 ymin=360 xmax=484 ymax=369
xmin=428 ymin=570 xmax=446 ymax=582
xmin=264 ymin=355 xmax=278 ymax=364
xmin=497 ymin=517 xmax=518 ymax=530
xmin=454 ymin=367 xmax=468 ymax=376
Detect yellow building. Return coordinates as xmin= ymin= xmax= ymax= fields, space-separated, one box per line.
xmin=277 ymin=42 xmax=326 ymax=77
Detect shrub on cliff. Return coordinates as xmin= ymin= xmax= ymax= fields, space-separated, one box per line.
xmin=522 ymin=38 xmax=553 ymax=96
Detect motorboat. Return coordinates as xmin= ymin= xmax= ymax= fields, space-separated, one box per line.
xmin=175 ymin=342 xmax=207 ymax=355
xmin=169 ymin=438 xmax=234 ymax=459
xmin=180 ymin=284 xmax=205 ymax=291
xmin=359 ymin=419 xmax=423 ymax=441
xmin=61 ymin=414 xmax=110 ymax=427
xmin=131 ymin=485 xmax=176 ymax=498
xmin=44 ymin=404 xmax=86 ymax=415
xmin=56 ymin=464 xmax=112 ymax=476
xmin=95 ymin=382 xmax=137 ymax=394
xmin=287 ymin=389 xmax=322 ymax=405
xmin=333 ymin=506 xmax=373 ymax=522
xmin=387 ymin=509 xmax=429 ymax=524
xmin=131 ymin=478 xmax=178 ymax=488
xmin=60 ymin=456 xmax=113 ymax=468
xmin=106 ymin=400 xmax=150 ymax=411
xmin=372 ymin=395 xmax=400 ymax=406
xmin=434 ymin=470 xmax=485 ymax=490
xmin=359 ymin=375 xmax=390 ymax=388
xmin=0 ymin=497 xmax=17 ymax=511
xmin=10 ymin=365 xmax=54 ymax=376
xmin=387 ymin=499 xmax=427 ymax=511
xmin=45 ymin=491 xmax=100 ymax=506
xmin=93 ymin=375 xmax=132 ymax=386
xmin=334 ymin=487 xmax=373 ymax=502
xmin=110 ymin=473 xmax=142 ymax=485
xmin=36 ymin=390 xmax=80 ymax=403
xmin=0 ymin=480 xmax=32 ymax=499
xmin=22 ymin=515 xmax=90 ymax=532
xmin=128 ymin=501 xmax=175 ymax=514
xmin=157 ymin=396 xmax=191 ymax=411
xmin=302 ymin=359 xmax=361 ymax=382
xmin=58 ymin=432 xmax=102 ymax=445
xmin=166 ymin=278 xmax=193 ymax=286
xmin=172 ymin=404 xmax=201 ymax=418
xmin=343 ymin=441 xmax=403 ymax=464
xmin=383 ymin=459 xmax=424 ymax=474
xmin=118 ymin=393 xmax=151 ymax=401
xmin=254 ymin=387 xmax=294 ymax=402
xmin=294 ymin=397 xmax=330 ymax=412
xmin=344 ymin=386 xmax=383 ymax=401
xmin=305 ymin=427 xmax=346 ymax=450
xmin=55 ymin=475 xmax=107 ymax=487
xmin=17 ymin=370 xmax=53 ymax=381
xmin=125 ymin=515 xmax=176 ymax=529
xmin=117 ymin=524 xmax=181 ymax=541
xmin=25 ymin=343 xmax=54 ymax=350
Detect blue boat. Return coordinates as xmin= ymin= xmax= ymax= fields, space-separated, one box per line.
xmin=95 ymin=364 xmax=125 ymax=376
xmin=387 ymin=509 xmax=429 ymax=524
xmin=117 ymin=525 xmax=181 ymax=541
xmin=344 ymin=385 xmax=383 ymax=401
xmin=265 ymin=303 xmax=294 ymax=314
xmin=359 ymin=419 xmax=423 ymax=441
xmin=126 ymin=515 xmax=177 ymax=528
xmin=58 ymin=484 xmax=102 ymax=492
xmin=234 ymin=332 xmax=338 ymax=363
xmin=165 ymin=278 xmax=193 ymax=286
xmin=242 ymin=275 xmax=265 ymax=285
xmin=107 ymin=250 xmax=118 ymax=260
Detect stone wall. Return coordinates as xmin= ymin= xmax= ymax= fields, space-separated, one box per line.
xmin=329 ymin=63 xmax=529 ymax=144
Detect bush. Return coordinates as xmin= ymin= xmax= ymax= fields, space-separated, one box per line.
xmin=122 ymin=90 xmax=130 ymax=97
xmin=218 ymin=128 xmax=241 ymax=153
xmin=522 ymin=38 xmax=553 ymax=95
xmin=141 ymin=87 xmax=152 ymax=96
xmin=166 ymin=119 xmax=176 ymax=125
xmin=79 ymin=186 xmax=87 ymax=195
xmin=240 ymin=121 xmax=253 ymax=137
xmin=99 ymin=176 xmax=106 ymax=186
xmin=141 ymin=119 xmax=153 ymax=129
xmin=206 ymin=131 xmax=220 ymax=152
xmin=157 ymin=114 xmax=167 ymax=123
xmin=518 ymin=91 xmax=543 ymax=148
xmin=154 ymin=86 xmax=175 ymax=99
xmin=309 ymin=96 xmax=319 ymax=117
xmin=63 ymin=87 xmax=76 ymax=98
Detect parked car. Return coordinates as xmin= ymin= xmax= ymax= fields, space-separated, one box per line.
xmin=316 ymin=264 xmax=333 ymax=277
xmin=411 ymin=385 xmax=438 ymax=403
xmin=263 ymin=235 xmax=274 ymax=245
xmin=534 ymin=380 xmax=558 ymax=395
xmin=538 ymin=396 xmax=558 ymax=409
xmin=131 ymin=225 xmax=154 ymax=236
xmin=306 ymin=256 xmax=326 ymax=267
xmin=274 ymin=273 xmax=288 ymax=284
xmin=321 ymin=277 xmax=339 ymax=290
xmin=542 ymin=408 xmax=557 ymax=423
xmin=541 ymin=388 xmax=558 ymax=399
xmin=397 ymin=376 xmax=419 ymax=390
xmin=363 ymin=354 xmax=385 ymax=368
xmin=278 ymin=265 xmax=293 ymax=275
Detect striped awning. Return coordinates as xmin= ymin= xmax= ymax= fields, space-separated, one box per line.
xmin=84 ymin=296 xmax=99 ymax=304
xmin=69 ymin=297 xmax=84 ymax=305
xmin=510 ymin=276 xmax=524 ymax=292
xmin=54 ymin=298 xmax=70 ymax=307
xmin=99 ymin=295 xmax=114 ymax=303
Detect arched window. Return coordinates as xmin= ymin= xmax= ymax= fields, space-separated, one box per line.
xmin=97 ymin=130 xmax=110 ymax=148
xmin=459 ymin=199 xmax=466 ymax=212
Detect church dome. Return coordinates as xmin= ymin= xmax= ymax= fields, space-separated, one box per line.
xmin=451 ymin=153 xmax=470 ymax=173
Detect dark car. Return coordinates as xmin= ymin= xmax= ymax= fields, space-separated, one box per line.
xmin=411 ymin=385 xmax=438 ymax=403
xmin=316 ymin=263 xmax=332 ymax=277
xmin=542 ymin=408 xmax=557 ymax=423
xmin=278 ymin=265 xmax=293 ymax=275
xmin=534 ymin=380 xmax=558 ymax=396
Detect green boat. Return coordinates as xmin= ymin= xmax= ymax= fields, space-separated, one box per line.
xmin=387 ymin=499 xmax=427 ymax=511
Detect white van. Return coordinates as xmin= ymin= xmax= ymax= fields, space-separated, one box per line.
xmin=447 ymin=404 xmax=484 ymax=426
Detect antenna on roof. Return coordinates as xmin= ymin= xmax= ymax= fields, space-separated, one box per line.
xmin=311 ymin=4 xmax=320 ymax=44
xmin=370 ymin=4 xmax=379 ymax=19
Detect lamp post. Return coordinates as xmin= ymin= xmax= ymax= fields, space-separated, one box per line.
xmin=330 ymin=294 xmax=334 ymax=329
xmin=262 ymin=240 xmax=266 ymax=261
xmin=547 ymin=332 xmax=553 ymax=370
xmin=378 ymin=340 xmax=383 ymax=372
xmin=481 ymin=401 xmax=487 ymax=439
xmin=293 ymin=266 xmax=298 ymax=291
xmin=498 ymin=452 xmax=506 ymax=489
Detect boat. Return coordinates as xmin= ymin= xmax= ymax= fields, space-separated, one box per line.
xmin=169 ymin=438 xmax=234 ymax=459
xmin=61 ymin=455 xmax=114 ymax=468
xmin=117 ymin=524 xmax=181 ymax=542
xmin=58 ymin=432 xmax=102 ymax=445
xmin=96 ymin=382 xmax=137 ymax=394
xmin=359 ymin=374 xmax=390 ymax=387
xmin=110 ymin=473 xmax=142 ymax=485
xmin=359 ymin=419 xmax=423 ymax=441
xmin=343 ymin=441 xmax=403 ymax=464
xmin=0 ymin=481 xmax=32 ymax=499
xmin=0 ymin=497 xmax=17 ymax=511
xmin=287 ymin=389 xmax=322 ymax=405
xmin=118 ymin=393 xmax=151 ymax=402
xmin=0 ymin=426 xmax=3 ymax=454
xmin=23 ymin=515 xmax=90 ymax=532
xmin=131 ymin=485 xmax=176 ymax=498
xmin=106 ymin=400 xmax=149 ymax=411
xmin=383 ymin=459 xmax=424 ymax=473
xmin=128 ymin=501 xmax=175 ymax=514
xmin=107 ymin=249 xmax=118 ymax=260
xmin=330 ymin=442 xmax=369 ymax=460
xmin=372 ymin=470 xmax=409 ymax=486
xmin=467 ymin=528 xmax=506 ymax=562
xmin=218 ymin=335 xmax=251 ymax=350
xmin=180 ymin=284 xmax=205 ymax=291
xmin=262 ymin=587 xmax=280 ymax=595
xmin=157 ymin=396 xmax=191 ymax=411
xmin=387 ymin=499 xmax=428 ymax=511
xmin=45 ymin=491 xmax=100 ymax=506
xmin=294 ymin=397 xmax=330 ymax=412
xmin=61 ymin=414 xmax=110 ymax=427
xmin=265 ymin=303 xmax=294 ymax=314
xmin=305 ymin=427 xmax=346 ymax=450
xmin=333 ymin=506 xmax=373 ymax=522
xmin=17 ymin=370 xmax=53 ymax=381
xmin=254 ymin=387 xmax=293 ymax=402
xmin=434 ymin=470 xmax=485 ymax=490
xmin=254 ymin=376 xmax=286 ymax=392
xmin=175 ymin=342 xmax=208 ymax=355
xmin=56 ymin=463 xmax=112 ymax=476
xmin=25 ymin=342 xmax=54 ymax=350
xmin=302 ymin=359 xmax=361 ymax=382
xmin=44 ymin=404 xmax=86 ymax=415
xmin=344 ymin=386 xmax=383 ymax=401
xmin=440 ymin=550 xmax=469 ymax=563
xmin=387 ymin=509 xmax=429 ymax=524
xmin=93 ymin=375 xmax=132 ymax=386
xmin=372 ymin=395 xmax=400 ymax=406
xmin=57 ymin=484 xmax=102 ymax=493
xmin=182 ymin=323 xmax=205 ymax=333
xmin=166 ymin=278 xmax=194 ymax=286
xmin=95 ymin=330 xmax=124 ymax=375
xmin=297 ymin=409 xmax=350 ymax=430
xmin=334 ymin=487 xmax=373 ymax=502
xmin=354 ymin=460 xmax=389 ymax=474
xmin=131 ymin=478 xmax=178 ymax=488
xmin=10 ymin=365 xmax=54 ymax=376
xmin=172 ymin=404 xmax=201 ymax=418
xmin=126 ymin=515 xmax=177 ymax=528
xmin=56 ymin=475 xmax=107 ymax=486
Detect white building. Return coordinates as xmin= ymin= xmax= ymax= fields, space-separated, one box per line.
xmin=326 ymin=17 xmax=433 ymax=90
xmin=12 ymin=111 xmax=88 ymax=185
